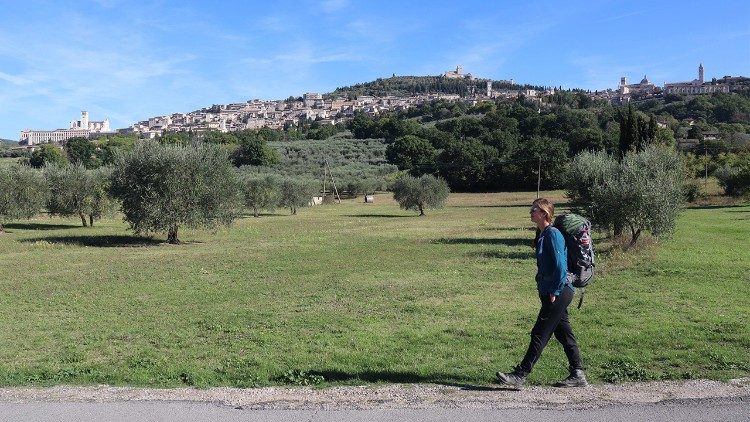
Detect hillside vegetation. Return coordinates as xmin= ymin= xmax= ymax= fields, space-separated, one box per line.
xmin=343 ymin=91 xmax=750 ymax=192
xmin=328 ymin=75 xmax=545 ymax=98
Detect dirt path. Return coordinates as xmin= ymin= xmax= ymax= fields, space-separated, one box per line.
xmin=0 ymin=378 xmax=747 ymax=410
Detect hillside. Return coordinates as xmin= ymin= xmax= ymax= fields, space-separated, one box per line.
xmin=249 ymin=136 xmax=396 ymax=189
xmin=327 ymin=75 xmax=546 ymax=99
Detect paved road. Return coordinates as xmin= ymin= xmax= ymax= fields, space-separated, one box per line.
xmin=1 ymin=379 xmax=748 ymax=421
xmin=0 ymin=397 xmax=748 ymax=422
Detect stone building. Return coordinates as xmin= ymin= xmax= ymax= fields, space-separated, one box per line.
xmin=664 ymin=63 xmax=730 ymax=95
xmin=20 ymin=111 xmax=112 ymax=145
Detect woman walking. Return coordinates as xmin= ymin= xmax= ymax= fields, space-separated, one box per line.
xmin=495 ymin=198 xmax=586 ymax=388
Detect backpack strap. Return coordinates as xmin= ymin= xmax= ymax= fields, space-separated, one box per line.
xmin=577 ymin=287 xmax=585 ymax=309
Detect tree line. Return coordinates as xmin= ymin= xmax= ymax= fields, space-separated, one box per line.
xmin=348 ymin=92 xmax=750 ymax=195
xmin=1 ymin=140 xmax=452 ymax=242
xmin=0 ymin=142 xmax=324 ymax=242
xmin=328 ymin=75 xmax=545 ymax=99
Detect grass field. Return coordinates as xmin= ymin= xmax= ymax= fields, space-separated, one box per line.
xmin=0 ymin=191 xmax=747 ymax=387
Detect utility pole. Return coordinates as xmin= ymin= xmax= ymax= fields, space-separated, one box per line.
xmin=324 ymin=158 xmax=341 ymax=203
xmin=704 ymin=141 xmax=708 ymax=183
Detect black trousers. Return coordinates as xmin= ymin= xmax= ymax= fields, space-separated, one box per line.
xmin=516 ymin=286 xmax=582 ymax=375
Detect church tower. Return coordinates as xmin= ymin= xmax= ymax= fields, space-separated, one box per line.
xmin=81 ymin=111 xmax=90 ymax=129
xmin=698 ymin=63 xmax=704 ymax=84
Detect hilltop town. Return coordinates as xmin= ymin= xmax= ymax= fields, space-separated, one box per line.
xmin=17 ymin=64 xmax=748 ymax=145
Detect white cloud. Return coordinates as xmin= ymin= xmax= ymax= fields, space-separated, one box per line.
xmin=0 ymin=71 xmax=33 ymax=86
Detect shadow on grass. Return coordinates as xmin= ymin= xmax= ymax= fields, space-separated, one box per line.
xmin=449 ymin=204 xmax=526 ymax=208
xmin=468 ymin=250 xmax=534 ymax=260
xmin=307 ymin=370 xmax=477 ymax=385
xmin=686 ymin=204 xmax=749 ymax=210
xmin=21 ymin=235 xmax=163 ymax=247
xmin=452 ymin=201 xmax=572 ymax=209
xmin=239 ymin=213 xmax=286 ymax=218
xmin=344 ymin=214 xmax=414 ymax=218
xmin=3 ymin=222 xmax=80 ymax=231
xmin=434 ymin=237 xmax=531 ymax=247
xmin=482 ymin=226 xmax=536 ymax=232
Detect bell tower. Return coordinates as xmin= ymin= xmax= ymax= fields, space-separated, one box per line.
xmin=81 ymin=111 xmax=90 ymax=129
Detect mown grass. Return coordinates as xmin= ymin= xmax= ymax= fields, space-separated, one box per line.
xmin=0 ymin=191 xmax=747 ymax=388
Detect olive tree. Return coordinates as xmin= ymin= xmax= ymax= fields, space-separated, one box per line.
xmin=0 ymin=165 xmax=48 ymax=233
xmin=391 ymin=174 xmax=450 ymax=216
xmin=278 ymin=177 xmax=319 ymax=215
xmin=567 ymin=146 xmax=685 ymax=245
xmin=343 ymin=178 xmax=378 ymax=198
xmin=45 ymin=164 xmax=116 ymax=227
xmin=110 ymin=140 xmax=241 ymax=243
xmin=566 ymin=150 xmax=619 ymax=219
xmin=714 ymin=157 xmax=750 ymax=197
xmin=87 ymin=167 xmax=118 ymax=226
xmin=239 ymin=173 xmax=280 ymax=217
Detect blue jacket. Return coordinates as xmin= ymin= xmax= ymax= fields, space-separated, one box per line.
xmin=535 ymin=225 xmax=571 ymax=296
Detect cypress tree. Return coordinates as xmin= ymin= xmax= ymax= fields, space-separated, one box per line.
xmin=648 ymin=114 xmax=657 ymax=145
xmin=618 ymin=108 xmax=629 ymax=160
xmin=626 ymin=104 xmax=639 ymax=154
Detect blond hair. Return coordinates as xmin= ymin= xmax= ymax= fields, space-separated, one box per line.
xmin=532 ymin=198 xmax=554 ymax=224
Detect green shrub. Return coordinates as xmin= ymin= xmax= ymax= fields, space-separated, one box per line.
xmin=683 ymin=179 xmax=702 ymax=202
xmin=276 ymin=370 xmax=324 ymax=386
xmin=714 ymin=156 xmax=750 ymax=196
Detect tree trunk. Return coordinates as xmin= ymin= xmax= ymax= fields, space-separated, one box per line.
xmin=291 ymin=206 xmax=297 ymax=215
xmin=628 ymin=222 xmax=641 ymax=246
xmin=418 ymin=204 xmax=425 ymax=216
xmin=253 ymin=207 xmax=259 ymax=218
xmin=613 ymin=221 xmax=623 ymax=237
xmin=0 ymin=222 xmax=4 ymax=234
xmin=167 ymin=225 xmax=179 ymax=244
xmin=89 ymin=215 xmax=94 ymax=227
xmin=79 ymin=212 xmax=88 ymax=227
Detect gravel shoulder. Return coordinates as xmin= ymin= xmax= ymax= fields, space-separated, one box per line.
xmin=0 ymin=378 xmax=748 ymax=410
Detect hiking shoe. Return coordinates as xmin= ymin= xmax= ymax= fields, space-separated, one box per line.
xmin=554 ymin=369 xmax=588 ymax=387
xmin=495 ymin=371 xmax=526 ymax=389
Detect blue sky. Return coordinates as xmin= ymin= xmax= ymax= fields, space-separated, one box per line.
xmin=1 ymin=0 xmax=748 ymax=140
